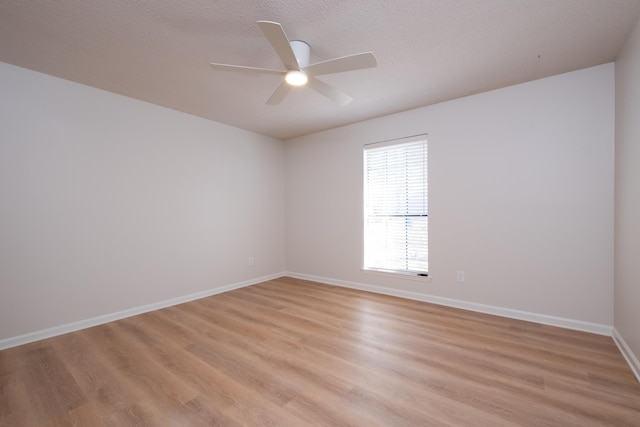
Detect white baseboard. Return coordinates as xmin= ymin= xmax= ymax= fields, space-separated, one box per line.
xmin=285 ymin=271 xmax=613 ymax=336
xmin=612 ymin=328 xmax=640 ymax=383
xmin=0 ymin=272 xmax=285 ymax=351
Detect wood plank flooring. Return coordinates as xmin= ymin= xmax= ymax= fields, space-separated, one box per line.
xmin=1 ymin=276 xmax=639 ymax=426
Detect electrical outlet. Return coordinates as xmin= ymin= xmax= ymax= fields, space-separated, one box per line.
xmin=456 ymin=271 xmax=465 ymax=282
xmin=248 ymin=257 xmax=254 ymax=266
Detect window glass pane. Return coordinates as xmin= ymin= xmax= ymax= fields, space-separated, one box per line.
xmin=364 ymin=138 xmax=428 ymax=274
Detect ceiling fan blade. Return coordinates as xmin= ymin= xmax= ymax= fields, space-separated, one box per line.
xmin=266 ymin=82 xmax=294 ymax=105
xmin=304 ymin=52 xmax=377 ymax=77
xmin=209 ymin=63 xmax=284 ymax=76
xmin=257 ymin=21 xmax=300 ymax=71
xmin=307 ymin=77 xmax=353 ymax=105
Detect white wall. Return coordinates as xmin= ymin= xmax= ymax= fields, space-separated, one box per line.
xmin=0 ymin=62 xmax=285 ymax=342
xmin=615 ymin=18 xmax=640 ymax=371
xmin=286 ymin=64 xmax=615 ymax=327
xmin=0 ymin=58 xmax=620 ymax=346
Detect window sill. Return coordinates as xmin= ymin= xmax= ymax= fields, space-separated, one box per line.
xmin=361 ymin=268 xmax=432 ymax=283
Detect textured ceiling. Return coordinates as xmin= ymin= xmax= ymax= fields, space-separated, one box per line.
xmin=1 ymin=0 xmax=639 ymax=140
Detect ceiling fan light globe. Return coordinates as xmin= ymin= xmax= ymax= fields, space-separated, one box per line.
xmin=285 ymin=70 xmax=308 ymax=86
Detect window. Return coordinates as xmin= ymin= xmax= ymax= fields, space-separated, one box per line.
xmin=364 ymin=136 xmax=428 ymax=275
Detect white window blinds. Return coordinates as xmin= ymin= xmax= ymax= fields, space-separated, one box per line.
xmin=364 ymin=137 xmax=428 ymax=274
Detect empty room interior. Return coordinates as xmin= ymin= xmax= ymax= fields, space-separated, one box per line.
xmin=1 ymin=1 xmax=640 ymax=425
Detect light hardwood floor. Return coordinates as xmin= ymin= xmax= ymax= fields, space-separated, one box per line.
xmin=1 ymin=276 xmax=639 ymax=426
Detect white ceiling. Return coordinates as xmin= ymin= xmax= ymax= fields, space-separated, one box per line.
xmin=1 ymin=1 xmax=639 ymax=140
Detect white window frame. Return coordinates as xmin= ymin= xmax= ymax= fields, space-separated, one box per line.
xmin=363 ymin=135 xmax=428 ymax=277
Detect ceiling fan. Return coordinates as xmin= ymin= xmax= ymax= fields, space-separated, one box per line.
xmin=210 ymin=21 xmax=377 ymax=106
